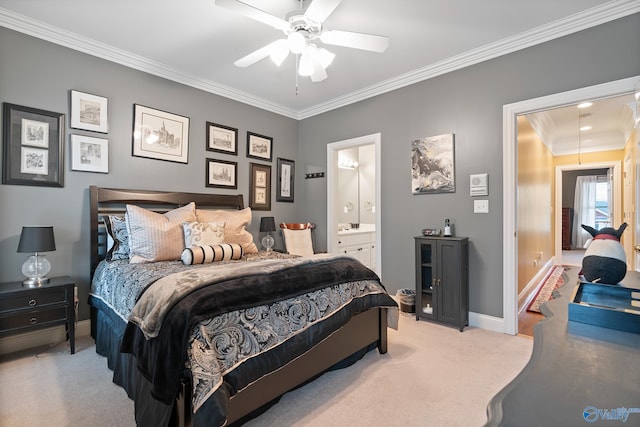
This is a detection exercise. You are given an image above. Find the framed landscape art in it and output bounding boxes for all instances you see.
[132,104,189,163]
[206,158,237,189]
[206,122,238,155]
[246,132,272,161]
[71,134,109,173]
[70,90,108,133]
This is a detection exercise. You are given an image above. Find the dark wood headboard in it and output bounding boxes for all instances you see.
[89,186,245,278]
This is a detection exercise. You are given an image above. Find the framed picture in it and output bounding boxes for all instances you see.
[2,103,64,187]
[247,132,273,161]
[249,162,271,211]
[206,122,238,155]
[70,90,108,133]
[276,157,295,202]
[132,104,189,163]
[206,158,237,189]
[411,133,455,194]
[70,134,109,173]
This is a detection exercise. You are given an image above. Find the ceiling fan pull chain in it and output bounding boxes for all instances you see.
[295,54,300,95]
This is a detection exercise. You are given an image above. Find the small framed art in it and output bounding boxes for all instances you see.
[276,157,295,202]
[206,122,238,155]
[132,104,190,163]
[206,158,237,189]
[2,103,65,187]
[70,90,108,133]
[249,162,271,211]
[247,132,272,161]
[71,134,108,173]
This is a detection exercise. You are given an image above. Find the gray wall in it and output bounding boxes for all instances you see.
[298,14,640,318]
[0,27,299,319]
[0,14,639,322]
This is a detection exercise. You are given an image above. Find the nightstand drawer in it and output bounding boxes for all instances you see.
[0,306,68,334]
[0,288,67,312]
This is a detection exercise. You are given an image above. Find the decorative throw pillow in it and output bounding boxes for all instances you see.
[126,202,196,263]
[282,228,314,257]
[104,215,130,261]
[196,207,258,254]
[181,243,244,265]
[182,221,225,247]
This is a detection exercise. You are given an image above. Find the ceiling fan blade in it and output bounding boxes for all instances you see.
[304,0,342,24]
[234,40,282,67]
[214,0,289,30]
[320,30,389,53]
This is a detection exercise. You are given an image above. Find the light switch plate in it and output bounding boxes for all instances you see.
[474,199,489,213]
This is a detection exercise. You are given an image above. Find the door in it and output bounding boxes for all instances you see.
[438,240,462,326]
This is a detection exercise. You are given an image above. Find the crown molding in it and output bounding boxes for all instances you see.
[1,0,638,120]
[0,7,300,119]
[298,0,640,119]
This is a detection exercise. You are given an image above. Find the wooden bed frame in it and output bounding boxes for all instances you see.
[88,185,389,426]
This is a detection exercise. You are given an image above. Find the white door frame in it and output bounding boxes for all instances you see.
[554,162,622,260]
[327,133,382,277]
[503,76,639,335]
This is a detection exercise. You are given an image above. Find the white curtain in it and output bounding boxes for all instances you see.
[573,175,598,248]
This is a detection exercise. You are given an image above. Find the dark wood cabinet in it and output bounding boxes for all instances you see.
[414,236,469,331]
[0,276,75,354]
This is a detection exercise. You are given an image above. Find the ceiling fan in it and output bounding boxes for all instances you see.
[214,0,389,82]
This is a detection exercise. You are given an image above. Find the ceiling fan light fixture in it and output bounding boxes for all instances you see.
[269,39,289,66]
[288,31,307,54]
[316,47,335,69]
[298,55,314,77]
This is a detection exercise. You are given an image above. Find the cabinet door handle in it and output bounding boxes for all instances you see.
[28,299,37,306]
[29,317,38,325]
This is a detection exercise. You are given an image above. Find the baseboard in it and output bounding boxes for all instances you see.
[469,311,507,334]
[0,319,91,356]
[518,259,555,314]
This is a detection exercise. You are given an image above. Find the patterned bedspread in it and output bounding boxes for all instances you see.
[90,252,397,426]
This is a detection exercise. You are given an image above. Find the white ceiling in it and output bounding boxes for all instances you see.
[526,94,637,156]
[0,0,638,119]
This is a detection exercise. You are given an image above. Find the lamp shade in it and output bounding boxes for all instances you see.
[17,226,56,253]
[260,217,276,233]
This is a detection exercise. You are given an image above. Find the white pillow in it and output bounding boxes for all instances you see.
[282,228,314,257]
[182,221,225,247]
[126,202,196,263]
[196,207,258,254]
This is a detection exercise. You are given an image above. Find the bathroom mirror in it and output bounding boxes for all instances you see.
[337,145,375,226]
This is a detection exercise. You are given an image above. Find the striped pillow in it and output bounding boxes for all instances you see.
[126,202,196,263]
[181,243,244,265]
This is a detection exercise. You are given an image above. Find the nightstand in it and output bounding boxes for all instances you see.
[0,276,75,354]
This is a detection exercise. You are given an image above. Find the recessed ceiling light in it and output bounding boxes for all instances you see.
[580,125,592,131]
[577,102,593,109]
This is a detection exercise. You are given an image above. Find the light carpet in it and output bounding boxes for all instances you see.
[0,313,533,427]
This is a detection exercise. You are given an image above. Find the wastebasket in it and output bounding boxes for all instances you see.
[396,289,416,313]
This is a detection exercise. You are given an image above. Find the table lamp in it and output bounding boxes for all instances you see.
[17,226,56,287]
[260,217,276,252]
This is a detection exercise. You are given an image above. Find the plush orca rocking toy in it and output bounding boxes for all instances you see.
[581,223,627,285]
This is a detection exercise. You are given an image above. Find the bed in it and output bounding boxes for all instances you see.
[87,186,397,426]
